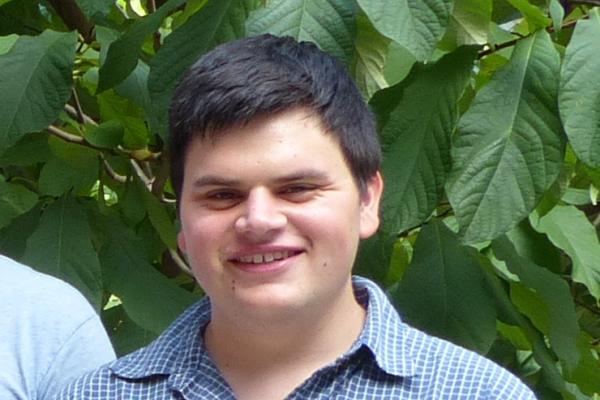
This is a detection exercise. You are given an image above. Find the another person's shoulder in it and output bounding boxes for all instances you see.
[0,255,116,399]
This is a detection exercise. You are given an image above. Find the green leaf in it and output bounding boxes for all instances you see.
[0,33,18,54]
[133,177,177,249]
[439,0,492,50]
[38,138,99,197]
[391,220,497,353]
[351,12,389,99]
[506,220,562,274]
[0,179,37,229]
[446,30,564,244]
[97,90,149,149]
[149,0,250,138]
[0,30,77,153]
[548,0,564,33]
[382,41,416,86]
[493,236,581,371]
[356,0,452,61]
[75,0,115,22]
[566,333,600,395]
[0,203,40,260]
[83,120,124,149]
[371,47,477,236]
[247,0,358,65]
[507,0,551,31]
[530,205,600,301]
[94,213,198,334]
[97,0,186,92]
[559,7,600,168]
[0,132,51,166]
[482,255,566,394]
[22,197,103,310]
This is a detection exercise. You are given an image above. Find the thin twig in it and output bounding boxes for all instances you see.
[101,157,127,183]
[47,125,87,144]
[130,159,154,188]
[169,248,193,276]
[64,104,97,126]
[70,88,86,125]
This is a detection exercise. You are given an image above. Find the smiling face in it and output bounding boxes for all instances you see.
[177,108,382,320]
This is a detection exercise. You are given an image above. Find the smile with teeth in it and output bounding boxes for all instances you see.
[236,251,294,264]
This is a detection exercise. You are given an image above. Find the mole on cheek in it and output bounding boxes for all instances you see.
[231,279,236,291]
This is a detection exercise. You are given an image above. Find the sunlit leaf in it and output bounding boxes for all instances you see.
[247,0,357,64]
[559,7,600,168]
[439,0,492,50]
[352,12,389,99]
[531,205,600,301]
[356,0,452,61]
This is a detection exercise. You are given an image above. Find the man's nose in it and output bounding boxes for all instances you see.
[234,188,287,241]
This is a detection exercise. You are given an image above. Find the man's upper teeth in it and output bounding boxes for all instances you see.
[239,251,289,263]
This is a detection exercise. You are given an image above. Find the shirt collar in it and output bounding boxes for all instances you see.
[351,276,417,377]
[110,276,417,380]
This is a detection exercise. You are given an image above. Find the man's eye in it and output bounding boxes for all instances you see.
[279,185,317,201]
[207,191,239,200]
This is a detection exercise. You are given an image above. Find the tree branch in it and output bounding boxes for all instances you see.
[169,248,193,276]
[478,18,580,58]
[64,104,97,126]
[46,0,95,43]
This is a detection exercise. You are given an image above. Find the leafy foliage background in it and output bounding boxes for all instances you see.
[0,0,599,397]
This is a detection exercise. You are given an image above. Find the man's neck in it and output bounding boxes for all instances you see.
[203,283,366,400]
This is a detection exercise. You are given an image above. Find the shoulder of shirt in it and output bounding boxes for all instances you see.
[0,254,97,319]
[353,276,536,398]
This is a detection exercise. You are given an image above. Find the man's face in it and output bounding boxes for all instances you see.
[177,108,382,318]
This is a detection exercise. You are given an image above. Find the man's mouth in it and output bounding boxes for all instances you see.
[233,250,301,264]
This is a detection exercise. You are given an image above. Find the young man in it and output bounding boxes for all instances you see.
[57,34,536,399]
[0,255,115,399]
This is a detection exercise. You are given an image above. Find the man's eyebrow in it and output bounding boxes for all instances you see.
[191,175,242,188]
[191,169,330,188]
[273,169,330,183]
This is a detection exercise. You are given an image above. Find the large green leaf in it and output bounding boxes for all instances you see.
[530,205,600,301]
[559,7,600,168]
[391,220,497,353]
[148,0,250,138]
[371,46,476,236]
[439,0,492,50]
[0,30,77,152]
[22,197,103,310]
[247,0,358,65]
[0,179,37,229]
[94,213,198,334]
[351,12,389,99]
[493,236,580,371]
[356,0,452,61]
[446,30,564,244]
[96,0,186,92]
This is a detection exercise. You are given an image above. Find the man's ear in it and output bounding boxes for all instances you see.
[177,231,187,253]
[359,171,383,239]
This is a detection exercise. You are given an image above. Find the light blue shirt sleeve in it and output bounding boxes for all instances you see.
[0,255,116,400]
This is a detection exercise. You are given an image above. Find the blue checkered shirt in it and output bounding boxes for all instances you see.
[55,277,536,399]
